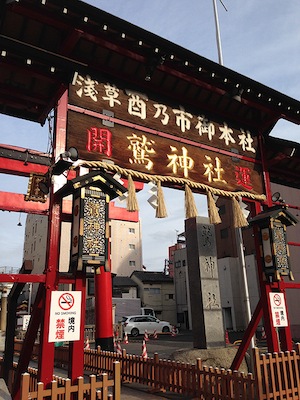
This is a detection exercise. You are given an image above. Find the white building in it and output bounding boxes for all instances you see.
[22,201,143,302]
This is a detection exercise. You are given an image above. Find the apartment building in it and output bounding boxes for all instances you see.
[23,201,143,302]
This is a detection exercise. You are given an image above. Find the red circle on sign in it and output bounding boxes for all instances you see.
[58,293,74,310]
[273,294,281,307]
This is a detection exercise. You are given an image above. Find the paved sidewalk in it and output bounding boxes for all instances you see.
[121,383,196,400]
[120,383,195,400]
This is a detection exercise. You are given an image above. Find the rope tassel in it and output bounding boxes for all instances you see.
[232,197,248,228]
[185,184,198,219]
[207,191,221,225]
[155,180,168,218]
[126,174,139,212]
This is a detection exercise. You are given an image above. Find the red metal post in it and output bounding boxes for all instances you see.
[11,285,44,400]
[258,134,273,207]
[252,201,280,352]
[38,89,68,385]
[258,135,294,351]
[68,270,86,383]
[277,279,293,351]
[230,298,263,371]
[94,265,114,351]
[37,193,61,385]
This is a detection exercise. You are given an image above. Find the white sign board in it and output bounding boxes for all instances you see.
[48,291,82,343]
[269,292,288,327]
[22,315,31,330]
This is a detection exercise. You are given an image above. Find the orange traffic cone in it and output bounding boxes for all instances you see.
[171,326,176,337]
[261,326,267,339]
[116,340,122,355]
[141,340,148,358]
[84,337,90,350]
[144,330,149,341]
[123,332,129,344]
[152,329,158,339]
[225,329,230,344]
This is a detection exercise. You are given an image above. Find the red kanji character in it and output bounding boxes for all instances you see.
[55,330,65,340]
[235,166,253,190]
[87,127,112,157]
[56,319,65,329]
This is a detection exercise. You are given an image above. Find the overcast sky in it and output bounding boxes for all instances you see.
[1,0,300,272]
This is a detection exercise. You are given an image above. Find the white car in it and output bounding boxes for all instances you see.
[122,315,172,337]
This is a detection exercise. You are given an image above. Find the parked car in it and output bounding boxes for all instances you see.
[121,315,172,337]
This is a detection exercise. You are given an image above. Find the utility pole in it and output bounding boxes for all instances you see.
[212,0,227,66]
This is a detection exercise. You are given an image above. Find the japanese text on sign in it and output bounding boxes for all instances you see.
[71,74,257,155]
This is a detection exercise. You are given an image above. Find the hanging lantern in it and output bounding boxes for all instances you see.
[249,206,298,281]
[71,186,109,271]
[55,169,127,272]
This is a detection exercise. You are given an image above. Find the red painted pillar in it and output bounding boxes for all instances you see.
[277,279,293,352]
[38,89,68,385]
[94,265,114,351]
[38,193,61,384]
[68,270,86,383]
[258,134,273,207]
[253,201,280,352]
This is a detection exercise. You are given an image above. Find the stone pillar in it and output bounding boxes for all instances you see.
[185,216,225,349]
[0,287,8,332]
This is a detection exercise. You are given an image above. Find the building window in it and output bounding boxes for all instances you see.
[165,294,174,300]
[129,228,135,234]
[175,261,181,268]
[129,244,135,250]
[149,288,160,294]
[88,279,95,296]
[220,228,229,239]
[113,288,122,298]
[129,261,136,267]
[182,260,186,267]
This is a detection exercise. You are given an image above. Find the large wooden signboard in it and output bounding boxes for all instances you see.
[67,73,264,196]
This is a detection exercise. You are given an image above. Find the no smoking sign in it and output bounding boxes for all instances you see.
[59,293,75,310]
[48,291,82,343]
[273,294,281,307]
[269,292,288,328]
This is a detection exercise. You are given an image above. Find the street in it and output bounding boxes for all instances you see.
[115,330,195,360]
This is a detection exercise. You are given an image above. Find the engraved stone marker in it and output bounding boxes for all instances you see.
[185,216,225,349]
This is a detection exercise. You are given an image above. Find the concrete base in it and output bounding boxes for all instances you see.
[170,347,249,373]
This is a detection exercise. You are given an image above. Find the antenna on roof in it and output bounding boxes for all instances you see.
[212,0,228,66]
